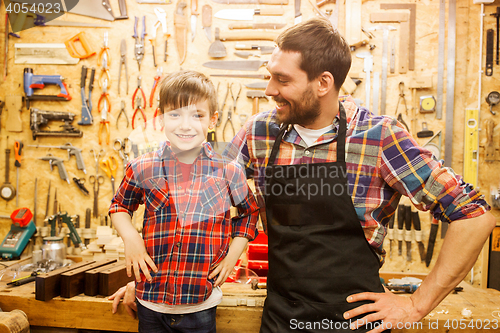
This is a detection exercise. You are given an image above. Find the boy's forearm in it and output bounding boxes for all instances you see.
[111,212,142,242]
[226,237,249,262]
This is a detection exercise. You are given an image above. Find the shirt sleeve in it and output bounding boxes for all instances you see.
[108,160,144,217]
[380,117,490,223]
[230,121,256,180]
[225,161,259,241]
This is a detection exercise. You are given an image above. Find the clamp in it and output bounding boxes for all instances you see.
[152,7,170,65]
[98,32,111,89]
[150,67,163,107]
[132,96,147,129]
[133,16,147,71]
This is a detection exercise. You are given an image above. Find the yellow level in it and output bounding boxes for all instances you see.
[464,108,479,185]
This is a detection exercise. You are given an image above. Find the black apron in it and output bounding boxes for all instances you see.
[260,104,386,333]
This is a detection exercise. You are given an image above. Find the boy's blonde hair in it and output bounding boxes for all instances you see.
[158,70,217,116]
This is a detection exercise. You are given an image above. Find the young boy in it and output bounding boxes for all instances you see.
[109,70,259,333]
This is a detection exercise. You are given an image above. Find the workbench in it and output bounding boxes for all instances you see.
[1,272,500,333]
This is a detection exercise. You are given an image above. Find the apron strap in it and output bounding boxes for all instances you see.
[268,101,348,166]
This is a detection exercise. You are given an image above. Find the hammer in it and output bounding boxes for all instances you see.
[246,90,269,115]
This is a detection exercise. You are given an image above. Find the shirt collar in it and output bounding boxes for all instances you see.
[159,141,215,160]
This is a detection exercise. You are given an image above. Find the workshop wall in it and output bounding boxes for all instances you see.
[0,0,499,286]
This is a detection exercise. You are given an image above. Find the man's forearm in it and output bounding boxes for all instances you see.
[411,212,496,318]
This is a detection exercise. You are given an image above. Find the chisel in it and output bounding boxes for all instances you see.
[426,217,440,267]
[404,205,412,262]
[387,214,395,259]
[397,205,405,256]
[411,211,426,263]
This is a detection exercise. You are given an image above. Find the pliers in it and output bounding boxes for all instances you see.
[153,95,164,131]
[118,39,129,96]
[223,83,241,141]
[98,32,111,89]
[133,16,147,71]
[98,79,111,145]
[149,67,163,107]
[116,100,129,129]
[133,96,147,129]
[132,76,147,110]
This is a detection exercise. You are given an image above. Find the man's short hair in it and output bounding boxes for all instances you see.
[158,70,217,116]
[275,18,351,91]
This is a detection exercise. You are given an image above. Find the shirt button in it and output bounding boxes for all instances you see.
[304,150,310,155]
[176,242,181,247]
[178,185,182,190]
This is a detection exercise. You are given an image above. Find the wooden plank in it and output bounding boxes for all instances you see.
[35,261,95,301]
[85,260,125,296]
[60,259,117,298]
[345,0,362,45]
[98,262,135,296]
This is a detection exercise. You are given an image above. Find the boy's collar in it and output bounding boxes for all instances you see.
[160,141,215,160]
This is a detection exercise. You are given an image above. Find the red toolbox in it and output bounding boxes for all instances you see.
[247,232,268,282]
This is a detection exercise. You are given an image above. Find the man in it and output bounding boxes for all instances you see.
[111,18,495,333]
[229,18,495,332]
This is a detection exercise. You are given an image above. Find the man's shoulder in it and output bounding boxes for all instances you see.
[246,109,281,139]
[349,106,401,137]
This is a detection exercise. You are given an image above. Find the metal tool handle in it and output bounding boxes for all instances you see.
[142,16,147,39]
[80,66,87,88]
[55,160,69,184]
[133,16,139,38]
[5,149,10,182]
[118,0,128,19]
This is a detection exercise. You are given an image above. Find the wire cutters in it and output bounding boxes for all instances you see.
[118,39,129,96]
[133,96,147,129]
[98,79,110,145]
[98,32,111,89]
[153,95,164,131]
[116,100,129,129]
[133,16,147,71]
[100,155,118,193]
[395,81,408,115]
[132,76,147,110]
[223,83,241,141]
[149,67,163,107]
[114,138,132,176]
[153,7,170,63]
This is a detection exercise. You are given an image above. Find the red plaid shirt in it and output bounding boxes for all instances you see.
[109,141,259,305]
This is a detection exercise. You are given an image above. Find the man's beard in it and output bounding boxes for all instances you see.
[274,87,320,126]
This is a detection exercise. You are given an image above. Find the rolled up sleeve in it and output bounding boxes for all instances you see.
[109,161,144,217]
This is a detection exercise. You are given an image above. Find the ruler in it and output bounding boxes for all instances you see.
[436,0,446,120]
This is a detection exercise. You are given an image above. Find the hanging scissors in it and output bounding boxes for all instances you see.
[89,175,105,218]
[114,138,132,177]
[223,83,241,141]
[100,155,119,194]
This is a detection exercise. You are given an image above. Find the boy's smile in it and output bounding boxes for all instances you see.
[163,99,217,162]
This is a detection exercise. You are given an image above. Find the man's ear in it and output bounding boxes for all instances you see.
[317,71,334,97]
[209,111,219,129]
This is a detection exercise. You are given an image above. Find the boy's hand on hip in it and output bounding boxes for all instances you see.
[124,234,158,282]
[209,253,240,287]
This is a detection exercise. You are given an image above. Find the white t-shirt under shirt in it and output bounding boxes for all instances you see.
[137,285,223,314]
[294,123,334,147]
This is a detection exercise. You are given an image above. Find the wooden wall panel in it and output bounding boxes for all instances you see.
[0,0,499,286]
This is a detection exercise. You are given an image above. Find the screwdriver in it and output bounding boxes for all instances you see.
[14,141,23,207]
